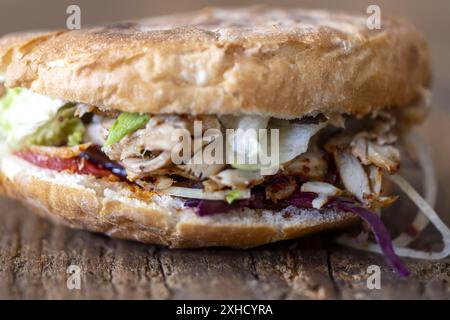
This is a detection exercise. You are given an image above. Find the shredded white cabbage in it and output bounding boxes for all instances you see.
[393,133,437,246]
[225,116,326,171]
[0,88,67,146]
[271,119,327,165]
[337,172,450,260]
[221,115,269,166]
[336,128,450,260]
[162,186,251,201]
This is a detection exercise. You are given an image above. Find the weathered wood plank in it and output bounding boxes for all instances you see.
[328,244,450,299]
[0,196,449,299]
[0,197,334,299]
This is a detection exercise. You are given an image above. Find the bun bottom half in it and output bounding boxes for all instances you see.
[0,152,357,248]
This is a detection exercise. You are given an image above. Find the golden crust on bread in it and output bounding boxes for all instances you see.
[0,6,430,118]
[0,152,357,248]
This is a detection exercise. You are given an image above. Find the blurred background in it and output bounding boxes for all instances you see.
[0,0,449,216]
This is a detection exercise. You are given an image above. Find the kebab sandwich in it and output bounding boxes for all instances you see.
[1,6,449,276]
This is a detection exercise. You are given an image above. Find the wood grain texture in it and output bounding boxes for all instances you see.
[0,179,449,300]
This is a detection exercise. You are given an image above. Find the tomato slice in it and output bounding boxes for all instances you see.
[16,150,113,178]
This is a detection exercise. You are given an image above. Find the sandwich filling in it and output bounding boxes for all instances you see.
[0,85,433,275]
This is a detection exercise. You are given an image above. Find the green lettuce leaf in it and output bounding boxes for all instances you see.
[105,112,150,146]
[225,189,242,204]
[26,106,85,147]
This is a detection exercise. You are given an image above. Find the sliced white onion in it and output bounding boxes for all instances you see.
[301,181,342,196]
[162,186,251,201]
[210,169,262,189]
[301,182,342,209]
[312,194,329,209]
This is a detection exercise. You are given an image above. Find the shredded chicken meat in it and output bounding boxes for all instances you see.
[103,115,191,180]
[99,108,404,209]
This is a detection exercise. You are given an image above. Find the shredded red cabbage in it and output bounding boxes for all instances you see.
[184,191,409,276]
[184,199,249,216]
[328,199,410,277]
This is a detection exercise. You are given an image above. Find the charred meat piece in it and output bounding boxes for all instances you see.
[266,176,297,202]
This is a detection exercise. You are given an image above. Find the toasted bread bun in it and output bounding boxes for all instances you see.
[0,150,356,248]
[0,6,430,118]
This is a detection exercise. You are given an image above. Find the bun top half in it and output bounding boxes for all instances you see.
[0,6,431,118]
